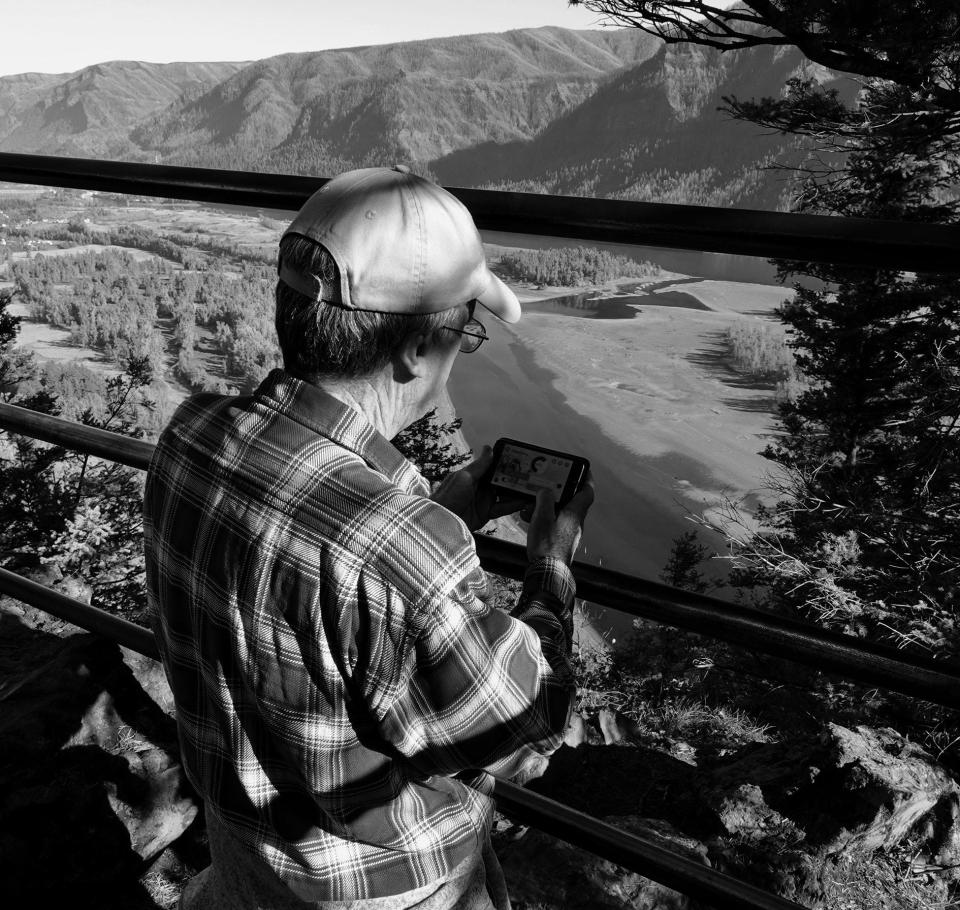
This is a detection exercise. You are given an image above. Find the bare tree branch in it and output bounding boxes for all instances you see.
[571,1,960,109]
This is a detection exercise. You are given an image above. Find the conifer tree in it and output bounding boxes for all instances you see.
[1,290,151,616]
[392,409,470,483]
[576,1,960,653]
[660,529,710,594]
[0,289,73,568]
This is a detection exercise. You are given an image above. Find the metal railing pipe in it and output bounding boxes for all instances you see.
[0,402,154,470]
[2,152,959,273]
[0,565,805,910]
[491,777,804,910]
[3,402,959,709]
[474,535,960,709]
[0,566,158,658]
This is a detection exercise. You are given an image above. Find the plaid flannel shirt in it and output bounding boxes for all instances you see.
[143,369,576,902]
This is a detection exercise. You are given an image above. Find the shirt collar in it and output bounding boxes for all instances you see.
[253,369,428,495]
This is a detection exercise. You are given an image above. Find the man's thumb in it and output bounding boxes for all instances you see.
[566,477,596,522]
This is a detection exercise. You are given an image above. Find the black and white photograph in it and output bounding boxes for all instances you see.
[0,2,958,908]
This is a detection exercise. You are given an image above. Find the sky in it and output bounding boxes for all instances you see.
[1,0,614,78]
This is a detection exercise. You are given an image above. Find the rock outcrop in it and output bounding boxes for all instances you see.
[700,722,960,904]
[515,711,960,909]
[2,601,956,910]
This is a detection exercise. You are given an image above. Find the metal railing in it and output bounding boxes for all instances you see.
[2,152,960,273]
[3,401,958,710]
[2,153,959,910]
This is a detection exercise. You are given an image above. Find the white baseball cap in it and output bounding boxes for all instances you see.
[278,165,521,323]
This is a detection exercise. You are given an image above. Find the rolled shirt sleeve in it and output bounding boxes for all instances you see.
[373,555,576,783]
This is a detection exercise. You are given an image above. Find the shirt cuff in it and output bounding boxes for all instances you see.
[522,556,576,611]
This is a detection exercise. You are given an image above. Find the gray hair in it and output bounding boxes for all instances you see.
[275,235,468,380]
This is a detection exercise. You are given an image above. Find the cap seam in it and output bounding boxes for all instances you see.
[407,175,426,308]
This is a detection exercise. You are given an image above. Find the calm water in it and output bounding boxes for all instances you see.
[482,229,784,285]
[523,286,713,320]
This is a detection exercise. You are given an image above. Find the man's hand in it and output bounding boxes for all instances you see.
[526,473,595,566]
[430,446,526,532]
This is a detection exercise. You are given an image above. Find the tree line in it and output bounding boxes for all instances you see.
[11,244,281,395]
[496,245,657,287]
[570,0,960,782]
[0,288,151,620]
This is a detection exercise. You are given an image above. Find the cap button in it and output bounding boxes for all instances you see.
[392,164,411,174]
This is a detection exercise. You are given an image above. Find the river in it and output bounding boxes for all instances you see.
[447,311,738,644]
[482,229,781,284]
[449,237,791,640]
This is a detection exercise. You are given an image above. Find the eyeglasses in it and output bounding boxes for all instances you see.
[443,315,488,353]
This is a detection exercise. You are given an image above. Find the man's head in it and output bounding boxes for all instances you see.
[275,165,520,383]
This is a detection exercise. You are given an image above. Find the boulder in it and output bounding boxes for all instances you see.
[698,722,960,903]
[523,719,959,908]
[822,724,959,864]
[599,707,627,745]
[563,711,588,748]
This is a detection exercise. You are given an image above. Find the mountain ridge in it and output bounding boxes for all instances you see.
[0,26,842,209]
[0,60,248,159]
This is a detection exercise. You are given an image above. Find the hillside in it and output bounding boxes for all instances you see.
[0,60,247,159]
[434,43,840,210]
[0,26,845,209]
[131,27,662,173]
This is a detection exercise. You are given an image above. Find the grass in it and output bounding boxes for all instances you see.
[112,723,149,754]
[824,839,958,910]
[654,698,773,744]
[141,872,182,909]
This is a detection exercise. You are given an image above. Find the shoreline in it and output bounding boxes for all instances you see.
[449,311,742,641]
[449,273,789,639]
[497,278,782,505]
[505,328,733,558]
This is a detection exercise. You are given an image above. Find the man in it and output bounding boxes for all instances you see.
[144,165,594,909]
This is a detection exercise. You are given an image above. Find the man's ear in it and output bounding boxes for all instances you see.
[394,330,433,382]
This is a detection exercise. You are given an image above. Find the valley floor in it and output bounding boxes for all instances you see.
[4,194,794,616]
[507,277,792,536]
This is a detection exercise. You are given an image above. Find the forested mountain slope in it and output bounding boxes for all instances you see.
[0,27,844,209]
[433,43,840,209]
[0,61,247,159]
[131,27,662,173]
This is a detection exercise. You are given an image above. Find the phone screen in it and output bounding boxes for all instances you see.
[490,442,575,499]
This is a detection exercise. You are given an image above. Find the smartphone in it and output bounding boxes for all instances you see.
[484,437,590,511]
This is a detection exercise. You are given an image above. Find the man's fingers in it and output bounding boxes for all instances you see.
[563,473,596,522]
[529,489,556,529]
